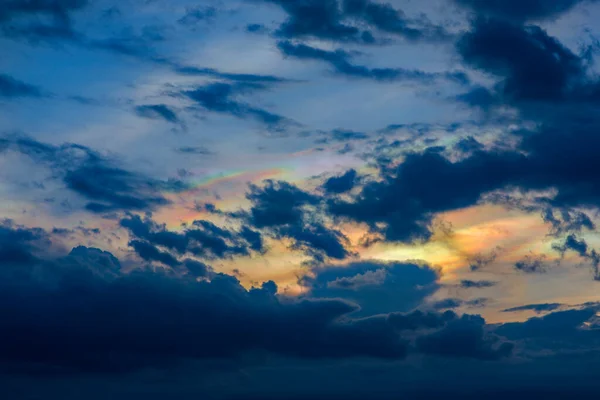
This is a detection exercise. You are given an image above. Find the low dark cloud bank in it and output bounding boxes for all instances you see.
[0,220,521,377]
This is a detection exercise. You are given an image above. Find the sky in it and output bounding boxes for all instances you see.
[3,0,600,398]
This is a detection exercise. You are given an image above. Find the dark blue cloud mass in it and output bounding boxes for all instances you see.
[0,222,522,377]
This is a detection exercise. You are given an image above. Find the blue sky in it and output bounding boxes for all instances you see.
[4,0,600,398]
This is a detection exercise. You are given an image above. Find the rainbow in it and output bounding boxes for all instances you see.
[171,167,293,196]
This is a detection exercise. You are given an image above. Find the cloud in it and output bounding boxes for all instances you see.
[134,104,179,124]
[315,129,370,143]
[128,239,182,268]
[0,223,504,375]
[542,208,595,237]
[282,223,352,261]
[460,279,497,289]
[454,0,597,21]
[246,23,268,33]
[502,303,564,314]
[417,314,513,360]
[342,0,449,41]
[0,0,88,42]
[0,74,43,98]
[552,235,600,278]
[246,180,321,229]
[178,6,218,26]
[454,136,484,154]
[278,40,469,84]
[264,0,365,43]
[495,307,598,341]
[181,82,293,129]
[243,180,353,261]
[303,261,441,316]
[0,219,49,265]
[515,254,547,273]
[173,65,290,84]
[120,214,264,263]
[261,0,449,43]
[431,298,489,310]
[458,18,584,103]
[175,146,214,155]
[322,169,359,194]
[431,298,463,310]
[323,19,600,247]
[0,136,171,213]
[327,149,525,243]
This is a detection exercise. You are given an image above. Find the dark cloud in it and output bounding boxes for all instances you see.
[0,219,49,266]
[173,65,290,84]
[326,18,600,245]
[0,136,171,213]
[342,0,449,42]
[246,180,320,229]
[457,18,593,105]
[0,74,43,98]
[328,149,525,243]
[431,298,489,310]
[454,136,484,154]
[243,180,352,261]
[278,40,469,84]
[303,261,440,316]
[315,129,369,143]
[417,314,513,360]
[63,164,170,213]
[323,169,359,194]
[0,224,509,376]
[246,23,268,33]
[282,223,352,262]
[134,104,179,123]
[431,298,463,310]
[495,307,598,341]
[0,246,401,373]
[552,235,600,278]
[0,0,88,42]
[128,239,181,268]
[178,6,218,26]
[262,0,449,43]
[454,0,596,21]
[502,303,564,314]
[460,279,497,289]
[553,234,589,257]
[455,85,498,109]
[264,0,364,43]
[181,82,293,129]
[120,214,264,263]
[542,208,595,237]
[515,254,547,273]
[175,146,214,155]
